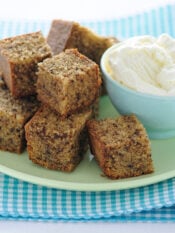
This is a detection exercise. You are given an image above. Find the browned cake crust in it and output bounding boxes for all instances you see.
[0,31,52,97]
[25,105,92,172]
[47,19,118,64]
[0,78,40,153]
[87,115,154,179]
[37,48,101,117]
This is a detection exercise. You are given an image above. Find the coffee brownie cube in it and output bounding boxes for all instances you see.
[37,49,101,116]
[0,78,40,153]
[87,115,154,179]
[0,31,52,97]
[25,105,92,172]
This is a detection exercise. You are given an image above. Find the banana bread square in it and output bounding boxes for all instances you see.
[0,31,52,97]
[25,105,92,172]
[37,48,101,117]
[0,78,40,153]
[87,115,154,179]
[47,19,118,65]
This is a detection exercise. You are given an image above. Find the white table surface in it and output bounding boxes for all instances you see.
[1,0,175,232]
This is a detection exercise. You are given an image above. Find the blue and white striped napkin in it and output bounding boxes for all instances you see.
[0,174,175,222]
[0,4,175,39]
[0,3,175,222]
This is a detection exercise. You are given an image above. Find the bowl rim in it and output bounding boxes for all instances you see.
[100,42,175,101]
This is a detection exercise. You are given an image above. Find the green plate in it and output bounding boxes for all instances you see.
[0,96,175,191]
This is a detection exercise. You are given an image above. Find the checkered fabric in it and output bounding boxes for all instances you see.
[0,4,175,222]
[0,175,175,222]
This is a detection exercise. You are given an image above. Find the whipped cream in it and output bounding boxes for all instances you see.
[107,34,175,96]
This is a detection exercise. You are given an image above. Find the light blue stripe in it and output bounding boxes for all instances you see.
[150,9,158,36]
[104,21,110,36]
[167,179,175,203]
[2,175,10,216]
[156,6,163,35]
[148,184,156,207]
[41,186,48,217]
[7,20,13,37]
[167,4,174,36]
[71,191,77,217]
[128,16,134,37]
[80,192,88,217]
[31,21,39,33]
[12,178,19,216]
[159,6,165,33]
[118,18,126,38]
[112,20,118,38]
[51,188,58,216]
[110,191,117,213]
[61,190,68,217]
[22,181,30,217]
[90,192,97,215]
[128,188,136,211]
[100,191,107,214]
[163,4,171,35]
[134,14,141,36]
[14,22,19,35]
[143,12,150,35]
[157,180,165,206]
[119,190,126,213]
[31,185,39,217]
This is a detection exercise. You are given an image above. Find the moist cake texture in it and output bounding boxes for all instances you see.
[25,105,92,172]
[37,48,101,117]
[87,115,154,179]
[0,31,52,97]
[0,78,40,153]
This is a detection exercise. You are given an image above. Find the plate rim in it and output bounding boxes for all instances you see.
[0,162,174,191]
